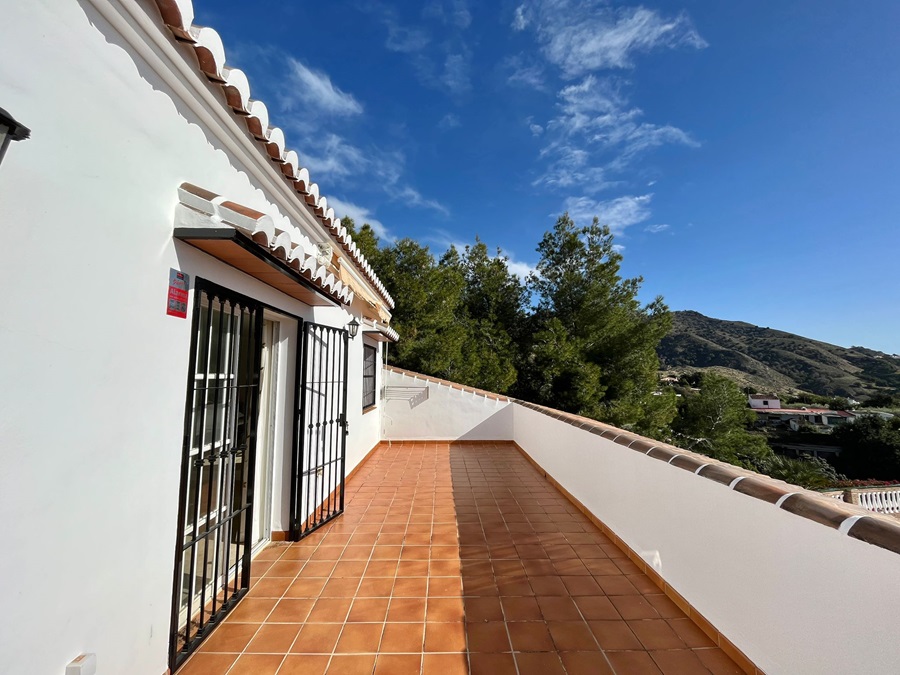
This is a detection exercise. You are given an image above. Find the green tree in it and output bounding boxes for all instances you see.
[517,317,606,417]
[519,213,675,437]
[453,240,527,392]
[755,454,843,490]
[375,239,468,380]
[833,415,900,480]
[340,216,381,264]
[672,372,772,466]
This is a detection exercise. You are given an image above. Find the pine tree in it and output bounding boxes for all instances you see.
[520,213,675,436]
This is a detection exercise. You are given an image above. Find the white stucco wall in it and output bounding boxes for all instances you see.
[512,404,900,675]
[0,1,382,674]
[381,369,514,441]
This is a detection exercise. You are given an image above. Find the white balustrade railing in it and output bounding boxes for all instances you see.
[857,489,900,514]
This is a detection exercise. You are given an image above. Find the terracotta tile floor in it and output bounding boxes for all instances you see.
[178,442,743,675]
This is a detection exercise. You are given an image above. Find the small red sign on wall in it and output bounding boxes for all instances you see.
[167,269,189,318]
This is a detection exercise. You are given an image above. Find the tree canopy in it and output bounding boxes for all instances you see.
[352,211,674,435]
[345,211,846,488]
[833,415,900,481]
[672,372,771,466]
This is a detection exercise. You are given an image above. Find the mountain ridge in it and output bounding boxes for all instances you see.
[657,310,900,399]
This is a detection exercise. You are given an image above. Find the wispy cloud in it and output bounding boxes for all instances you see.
[564,194,653,236]
[329,196,392,242]
[360,2,431,53]
[281,58,363,117]
[396,186,450,216]
[438,113,461,130]
[510,0,705,213]
[512,1,707,78]
[506,257,537,281]
[424,0,472,29]
[441,53,472,95]
[427,229,535,280]
[502,53,547,91]
[645,223,669,233]
[536,75,697,191]
[385,23,430,53]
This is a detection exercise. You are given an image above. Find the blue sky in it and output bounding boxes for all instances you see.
[196,1,900,354]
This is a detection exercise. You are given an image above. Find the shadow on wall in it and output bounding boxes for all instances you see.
[383,398,513,441]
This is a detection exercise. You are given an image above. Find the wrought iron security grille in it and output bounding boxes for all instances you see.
[169,280,263,671]
[290,322,350,539]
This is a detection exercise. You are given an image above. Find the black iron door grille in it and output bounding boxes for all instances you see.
[290,322,350,539]
[169,280,263,671]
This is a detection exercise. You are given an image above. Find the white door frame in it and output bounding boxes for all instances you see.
[252,316,280,553]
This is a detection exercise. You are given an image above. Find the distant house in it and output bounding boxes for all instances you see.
[749,394,782,409]
[752,406,855,431]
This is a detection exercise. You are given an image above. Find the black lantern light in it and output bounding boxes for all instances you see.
[0,107,30,168]
[347,318,360,338]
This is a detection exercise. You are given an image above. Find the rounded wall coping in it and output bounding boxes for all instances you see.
[384,365,510,402]
[512,397,900,557]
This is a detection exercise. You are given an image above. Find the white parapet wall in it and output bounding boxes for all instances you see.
[382,367,513,441]
[383,366,900,674]
[512,403,900,675]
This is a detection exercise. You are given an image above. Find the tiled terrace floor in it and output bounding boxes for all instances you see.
[179,442,743,675]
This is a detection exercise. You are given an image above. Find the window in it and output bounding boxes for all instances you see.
[363,344,377,409]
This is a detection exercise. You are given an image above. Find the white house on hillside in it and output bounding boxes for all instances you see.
[748,394,781,409]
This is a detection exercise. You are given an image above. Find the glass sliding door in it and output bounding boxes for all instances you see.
[169,279,263,671]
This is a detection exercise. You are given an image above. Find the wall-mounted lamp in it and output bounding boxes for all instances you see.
[0,107,30,169]
[347,318,360,338]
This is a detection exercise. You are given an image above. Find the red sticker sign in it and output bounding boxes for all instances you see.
[167,269,189,318]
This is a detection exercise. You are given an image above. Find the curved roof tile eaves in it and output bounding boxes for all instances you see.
[294,167,310,194]
[245,101,269,141]
[376,324,400,342]
[177,183,350,307]
[265,127,286,162]
[156,0,193,39]
[222,67,251,113]
[281,150,300,180]
[154,0,395,309]
[188,26,226,82]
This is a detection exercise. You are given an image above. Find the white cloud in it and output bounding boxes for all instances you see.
[441,53,471,95]
[512,5,529,31]
[503,54,547,90]
[298,134,368,179]
[506,257,536,281]
[396,186,450,216]
[564,194,653,236]
[282,58,363,117]
[536,75,697,190]
[424,0,472,29]
[645,223,669,233]
[536,144,616,192]
[328,196,392,242]
[385,23,430,53]
[514,1,707,78]
[438,113,461,130]
[529,123,544,136]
